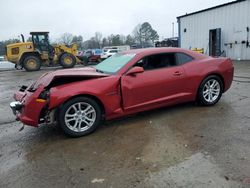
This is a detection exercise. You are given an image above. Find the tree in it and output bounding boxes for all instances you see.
[125,34,136,46]
[102,37,109,47]
[72,35,84,50]
[106,34,124,46]
[26,37,32,42]
[112,35,122,46]
[119,35,126,44]
[149,29,159,43]
[78,22,158,50]
[83,37,99,49]
[107,35,113,46]
[59,33,74,45]
[94,32,102,48]
[133,24,143,45]
[0,38,20,55]
[132,22,159,46]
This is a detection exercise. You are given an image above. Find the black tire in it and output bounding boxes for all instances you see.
[197,75,223,106]
[23,55,41,71]
[60,53,76,68]
[58,97,102,137]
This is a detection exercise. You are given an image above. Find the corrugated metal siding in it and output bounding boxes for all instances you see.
[179,0,250,60]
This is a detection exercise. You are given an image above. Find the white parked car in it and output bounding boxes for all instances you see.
[101,49,119,59]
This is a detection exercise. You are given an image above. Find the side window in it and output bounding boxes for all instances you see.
[134,53,177,71]
[176,53,193,65]
[110,50,118,53]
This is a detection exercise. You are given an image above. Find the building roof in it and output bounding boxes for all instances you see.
[177,0,246,19]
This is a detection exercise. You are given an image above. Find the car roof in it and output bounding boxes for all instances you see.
[123,47,209,60]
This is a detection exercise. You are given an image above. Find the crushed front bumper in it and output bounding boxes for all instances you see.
[10,85,48,127]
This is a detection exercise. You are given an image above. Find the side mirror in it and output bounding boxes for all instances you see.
[126,66,144,76]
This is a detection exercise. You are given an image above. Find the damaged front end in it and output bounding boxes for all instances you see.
[10,84,52,127]
[36,87,57,125]
[10,67,109,127]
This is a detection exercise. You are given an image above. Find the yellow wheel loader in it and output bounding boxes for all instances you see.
[6,32,81,71]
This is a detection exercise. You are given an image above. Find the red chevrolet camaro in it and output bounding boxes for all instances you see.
[10,48,234,137]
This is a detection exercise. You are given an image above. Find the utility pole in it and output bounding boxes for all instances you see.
[172,22,174,37]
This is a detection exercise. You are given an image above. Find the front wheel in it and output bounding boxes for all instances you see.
[60,53,76,68]
[197,75,223,106]
[58,97,102,137]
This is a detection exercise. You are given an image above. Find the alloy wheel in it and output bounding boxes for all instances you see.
[64,102,96,133]
[202,79,221,103]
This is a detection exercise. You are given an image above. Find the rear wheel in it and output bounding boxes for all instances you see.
[197,75,223,106]
[59,97,102,137]
[60,53,76,68]
[23,55,41,71]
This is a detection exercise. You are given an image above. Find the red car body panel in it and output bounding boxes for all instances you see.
[89,55,101,62]
[33,67,109,88]
[121,65,190,110]
[13,86,47,126]
[48,76,123,117]
[11,48,234,127]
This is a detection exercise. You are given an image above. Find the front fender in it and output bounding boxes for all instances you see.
[49,86,100,110]
[48,77,122,117]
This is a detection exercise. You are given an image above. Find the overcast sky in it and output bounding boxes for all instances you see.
[0,0,231,41]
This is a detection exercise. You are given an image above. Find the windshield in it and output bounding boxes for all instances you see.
[95,53,135,74]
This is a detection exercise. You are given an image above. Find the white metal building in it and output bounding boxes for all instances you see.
[177,0,250,60]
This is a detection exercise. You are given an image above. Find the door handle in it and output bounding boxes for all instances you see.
[173,71,182,76]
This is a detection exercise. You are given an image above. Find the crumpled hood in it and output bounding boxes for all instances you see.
[32,67,109,88]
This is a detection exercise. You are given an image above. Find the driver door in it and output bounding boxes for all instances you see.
[121,53,187,112]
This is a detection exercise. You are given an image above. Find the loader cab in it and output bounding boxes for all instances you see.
[30,32,54,57]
